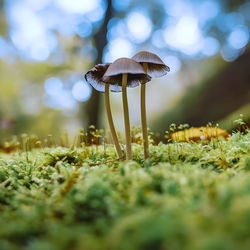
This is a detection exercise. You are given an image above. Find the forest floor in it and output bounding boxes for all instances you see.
[0,129,249,250]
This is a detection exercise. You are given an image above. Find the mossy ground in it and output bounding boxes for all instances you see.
[0,130,250,250]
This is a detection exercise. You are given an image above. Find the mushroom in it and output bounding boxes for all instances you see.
[132,51,170,160]
[85,63,123,159]
[102,58,151,160]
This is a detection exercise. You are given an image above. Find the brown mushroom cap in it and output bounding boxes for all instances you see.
[132,51,170,78]
[85,63,122,92]
[102,57,151,88]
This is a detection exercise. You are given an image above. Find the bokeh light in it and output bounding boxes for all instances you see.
[86,1,106,23]
[72,81,92,102]
[55,0,100,14]
[198,0,220,23]
[165,0,193,17]
[164,16,203,55]
[220,45,240,62]
[165,56,181,74]
[44,78,63,96]
[103,38,134,62]
[112,0,132,11]
[74,20,92,37]
[151,30,166,49]
[228,26,249,49]
[217,12,244,32]
[44,77,78,110]
[24,0,50,11]
[5,0,250,65]
[8,2,58,61]
[201,37,220,56]
[126,12,152,43]
[44,89,76,110]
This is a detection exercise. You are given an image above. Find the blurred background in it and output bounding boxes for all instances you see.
[0,0,249,142]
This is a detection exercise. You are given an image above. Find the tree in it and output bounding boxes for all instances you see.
[85,0,114,128]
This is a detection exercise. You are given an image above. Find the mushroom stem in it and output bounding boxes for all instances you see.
[105,83,123,160]
[122,73,132,160]
[141,62,149,160]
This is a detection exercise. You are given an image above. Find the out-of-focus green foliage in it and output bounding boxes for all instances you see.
[0,62,64,139]
[219,104,250,130]
[152,50,250,134]
[0,129,249,250]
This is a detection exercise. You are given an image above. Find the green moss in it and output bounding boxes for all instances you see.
[0,130,249,249]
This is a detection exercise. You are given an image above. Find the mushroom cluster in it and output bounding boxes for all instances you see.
[85,51,169,161]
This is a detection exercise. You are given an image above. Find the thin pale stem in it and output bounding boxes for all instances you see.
[105,83,123,160]
[141,62,149,160]
[122,73,132,160]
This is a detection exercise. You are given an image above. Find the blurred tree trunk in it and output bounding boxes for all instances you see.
[0,0,7,36]
[85,0,113,129]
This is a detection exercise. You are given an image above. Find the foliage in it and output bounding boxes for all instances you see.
[152,50,250,134]
[0,129,249,250]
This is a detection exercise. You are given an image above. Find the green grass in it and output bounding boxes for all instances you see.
[0,130,250,250]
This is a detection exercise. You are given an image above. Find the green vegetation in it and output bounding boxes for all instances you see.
[0,127,250,250]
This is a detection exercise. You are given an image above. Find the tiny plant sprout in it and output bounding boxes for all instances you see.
[103,58,151,160]
[132,51,170,160]
[85,64,123,160]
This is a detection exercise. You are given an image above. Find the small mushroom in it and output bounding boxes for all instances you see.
[103,58,151,160]
[132,51,170,160]
[85,63,123,159]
